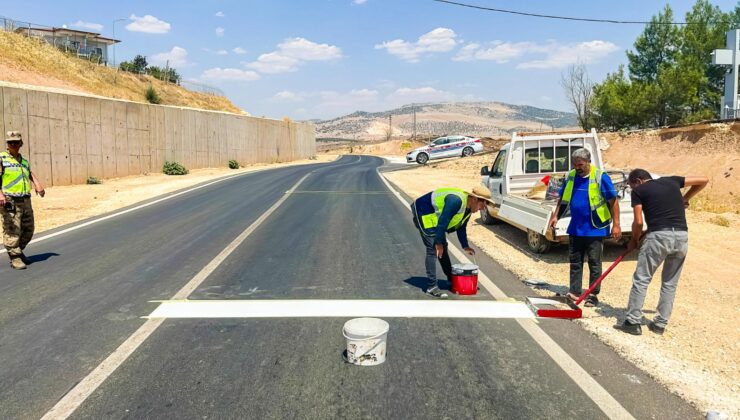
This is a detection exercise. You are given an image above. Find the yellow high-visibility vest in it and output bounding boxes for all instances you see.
[0,151,32,197]
[561,165,611,228]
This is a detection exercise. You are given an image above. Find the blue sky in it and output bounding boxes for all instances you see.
[2,1,738,119]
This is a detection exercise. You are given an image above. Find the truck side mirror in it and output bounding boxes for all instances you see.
[480,166,490,176]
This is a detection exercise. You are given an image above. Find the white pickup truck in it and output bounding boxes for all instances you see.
[479,129,633,253]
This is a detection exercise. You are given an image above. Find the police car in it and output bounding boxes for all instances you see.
[406,135,484,164]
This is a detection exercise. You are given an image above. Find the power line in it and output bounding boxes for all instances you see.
[432,0,693,25]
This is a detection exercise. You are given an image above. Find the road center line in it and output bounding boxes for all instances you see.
[147,299,535,319]
[375,164,635,420]
[1,161,332,255]
[40,172,313,420]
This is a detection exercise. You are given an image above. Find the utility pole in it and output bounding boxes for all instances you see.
[112,18,127,68]
[388,115,392,140]
[412,105,417,140]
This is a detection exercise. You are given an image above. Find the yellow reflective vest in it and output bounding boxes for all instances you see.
[417,188,471,232]
[561,166,611,229]
[0,151,32,197]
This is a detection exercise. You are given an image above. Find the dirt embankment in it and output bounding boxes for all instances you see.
[0,30,242,114]
[365,122,740,417]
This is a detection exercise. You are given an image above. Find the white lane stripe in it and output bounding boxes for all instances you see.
[1,160,335,255]
[40,172,313,420]
[147,299,535,319]
[375,165,635,420]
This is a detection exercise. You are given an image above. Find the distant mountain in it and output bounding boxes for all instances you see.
[314,101,578,140]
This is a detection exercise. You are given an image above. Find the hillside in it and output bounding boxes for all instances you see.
[316,102,577,140]
[0,30,242,113]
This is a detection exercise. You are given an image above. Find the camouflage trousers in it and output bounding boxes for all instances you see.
[1,196,35,258]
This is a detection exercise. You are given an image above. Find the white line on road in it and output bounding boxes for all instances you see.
[0,160,335,255]
[147,299,535,319]
[375,165,635,420]
[40,172,314,420]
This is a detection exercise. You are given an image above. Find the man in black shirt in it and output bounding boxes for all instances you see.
[614,169,708,335]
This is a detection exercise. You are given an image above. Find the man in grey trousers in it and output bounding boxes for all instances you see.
[615,169,708,335]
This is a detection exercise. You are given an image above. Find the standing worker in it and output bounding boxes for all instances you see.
[614,169,708,335]
[548,148,621,307]
[411,186,493,298]
[0,131,45,270]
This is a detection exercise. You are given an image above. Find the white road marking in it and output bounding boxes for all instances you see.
[40,172,314,420]
[376,165,635,420]
[1,160,335,255]
[147,299,535,319]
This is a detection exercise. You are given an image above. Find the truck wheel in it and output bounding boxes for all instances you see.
[462,147,474,157]
[479,208,500,225]
[527,229,553,254]
[416,153,429,164]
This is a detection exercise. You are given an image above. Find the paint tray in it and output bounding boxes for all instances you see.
[525,296,582,319]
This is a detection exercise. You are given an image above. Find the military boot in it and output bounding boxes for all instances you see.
[9,257,27,270]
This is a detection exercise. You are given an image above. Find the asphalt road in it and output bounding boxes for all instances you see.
[0,155,700,419]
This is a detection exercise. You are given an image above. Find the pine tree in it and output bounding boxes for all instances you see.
[626,5,681,83]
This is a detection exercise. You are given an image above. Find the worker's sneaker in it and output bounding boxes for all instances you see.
[426,286,449,299]
[648,321,665,335]
[584,294,599,307]
[9,257,27,270]
[614,319,642,335]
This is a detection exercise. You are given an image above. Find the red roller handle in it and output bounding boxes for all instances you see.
[574,250,629,306]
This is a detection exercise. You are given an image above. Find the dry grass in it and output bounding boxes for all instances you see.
[709,215,731,227]
[0,31,243,113]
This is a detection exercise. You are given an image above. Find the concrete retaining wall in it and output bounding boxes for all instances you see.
[0,85,315,186]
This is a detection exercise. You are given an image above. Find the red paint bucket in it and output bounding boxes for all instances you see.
[451,263,478,295]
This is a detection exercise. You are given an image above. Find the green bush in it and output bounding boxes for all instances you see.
[86,176,102,184]
[163,161,188,175]
[145,86,161,104]
[228,160,240,169]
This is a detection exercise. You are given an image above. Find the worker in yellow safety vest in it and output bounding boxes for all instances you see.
[1,131,46,270]
[548,148,620,307]
[411,186,494,298]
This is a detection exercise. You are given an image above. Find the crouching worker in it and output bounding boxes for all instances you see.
[615,169,708,335]
[411,186,493,298]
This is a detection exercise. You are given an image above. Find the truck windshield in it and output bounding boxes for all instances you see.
[492,149,507,177]
[524,146,571,173]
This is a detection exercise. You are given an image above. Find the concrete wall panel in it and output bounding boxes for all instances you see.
[3,87,27,116]
[2,86,315,186]
[50,118,71,186]
[68,96,85,123]
[27,90,49,118]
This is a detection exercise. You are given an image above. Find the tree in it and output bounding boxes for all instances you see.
[680,0,732,116]
[560,63,594,130]
[626,5,681,83]
[132,55,148,73]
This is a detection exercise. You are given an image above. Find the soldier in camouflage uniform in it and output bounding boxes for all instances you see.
[1,131,45,270]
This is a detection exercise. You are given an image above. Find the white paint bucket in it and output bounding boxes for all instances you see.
[342,317,389,366]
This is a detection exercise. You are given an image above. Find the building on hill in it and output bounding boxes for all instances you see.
[12,25,119,65]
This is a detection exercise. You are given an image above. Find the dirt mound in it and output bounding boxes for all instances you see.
[601,123,740,213]
[0,30,242,113]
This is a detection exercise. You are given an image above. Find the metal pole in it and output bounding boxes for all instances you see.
[112,17,127,68]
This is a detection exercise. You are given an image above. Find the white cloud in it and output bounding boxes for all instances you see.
[375,28,458,63]
[201,68,261,81]
[126,14,171,34]
[246,37,342,74]
[353,0,368,4]
[150,46,189,67]
[232,47,247,55]
[454,41,539,63]
[215,11,225,17]
[517,40,619,69]
[216,49,228,55]
[69,20,103,32]
[386,86,454,105]
[215,27,225,37]
[246,53,301,74]
[272,91,304,102]
[453,39,618,69]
